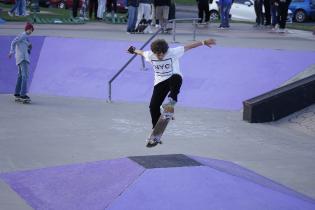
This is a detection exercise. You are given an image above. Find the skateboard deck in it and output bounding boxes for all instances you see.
[146,105,174,147]
[15,97,31,104]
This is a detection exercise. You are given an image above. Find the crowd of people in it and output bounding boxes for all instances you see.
[196,0,292,32]
[253,0,292,32]
[7,0,306,34]
[126,0,176,34]
[72,0,120,20]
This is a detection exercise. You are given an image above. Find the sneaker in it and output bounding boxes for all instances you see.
[20,95,30,99]
[278,28,285,33]
[14,94,20,98]
[8,11,13,17]
[160,97,176,114]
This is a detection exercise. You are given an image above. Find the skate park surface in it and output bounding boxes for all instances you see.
[1,21,315,210]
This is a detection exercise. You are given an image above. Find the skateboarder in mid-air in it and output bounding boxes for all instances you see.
[8,22,34,103]
[127,38,216,147]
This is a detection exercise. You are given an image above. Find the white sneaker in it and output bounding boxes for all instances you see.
[160,98,176,115]
[8,11,13,17]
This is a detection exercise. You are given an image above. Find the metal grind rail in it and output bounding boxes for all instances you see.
[107,27,163,102]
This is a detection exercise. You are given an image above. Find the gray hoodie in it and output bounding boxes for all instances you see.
[9,32,31,65]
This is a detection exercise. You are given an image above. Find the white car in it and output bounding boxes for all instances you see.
[209,0,293,22]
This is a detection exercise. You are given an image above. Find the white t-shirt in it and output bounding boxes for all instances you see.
[143,46,185,86]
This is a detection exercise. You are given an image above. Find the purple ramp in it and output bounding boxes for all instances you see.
[107,166,315,210]
[188,155,315,205]
[29,37,315,110]
[0,36,45,93]
[179,47,315,110]
[0,158,144,210]
[29,37,147,99]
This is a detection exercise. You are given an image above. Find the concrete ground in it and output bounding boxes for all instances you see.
[0,19,315,210]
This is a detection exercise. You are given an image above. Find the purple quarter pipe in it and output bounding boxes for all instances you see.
[1,36,315,110]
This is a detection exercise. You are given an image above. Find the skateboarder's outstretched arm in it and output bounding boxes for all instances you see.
[127,46,144,56]
[127,38,216,57]
[184,38,216,52]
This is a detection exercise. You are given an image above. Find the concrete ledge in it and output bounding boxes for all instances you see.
[243,74,315,123]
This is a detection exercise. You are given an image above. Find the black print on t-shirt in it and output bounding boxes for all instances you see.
[151,58,173,77]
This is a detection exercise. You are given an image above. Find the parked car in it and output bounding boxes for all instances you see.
[289,0,315,22]
[209,0,293,22]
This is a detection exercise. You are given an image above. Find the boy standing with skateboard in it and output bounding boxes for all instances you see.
[128,38,216,147]
[8,22,34,103]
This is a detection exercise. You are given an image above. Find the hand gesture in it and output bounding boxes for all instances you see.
[203,38,216,48]
[127,46,136,54]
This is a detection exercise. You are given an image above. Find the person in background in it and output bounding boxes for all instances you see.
[264,0,271,26]
[154,0,170,32]
[80,0,90,20]
[97,0,106,19]
[277,0,291,32]
[196,0,210,24]
[106,0,118,17]
[73,0,80,18]
[168,0,176,20]
[254,0,264,27]
[218,0,232,28]
[135,0,153,33]
[270,0,279,30]
[8,22,34,101]
[8,0,24,16]
[127,0,139,33]
[89,0,98,19]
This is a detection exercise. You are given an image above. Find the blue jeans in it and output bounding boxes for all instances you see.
[220,3,231,27]
[127,6,138,32]
[10,0,22,15]
[270,4,278,26]
[15,60,29,96]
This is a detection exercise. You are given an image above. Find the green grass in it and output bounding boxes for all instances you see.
[286,22,315,32]
[176,0,196,5]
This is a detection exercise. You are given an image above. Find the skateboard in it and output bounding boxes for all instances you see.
[146,105,174,148]
[15,97,31,104]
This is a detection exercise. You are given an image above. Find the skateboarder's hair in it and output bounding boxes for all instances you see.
[151,39,169,54]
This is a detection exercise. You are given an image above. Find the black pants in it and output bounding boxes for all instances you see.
[278,0,291,29]
[89,0,98,19]
[149,74,182,128]
[254,0,264,25]
[198,2,210,23]
[72,0,79,17]
[106,0,117,13]
[264,0,271,25]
